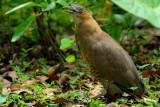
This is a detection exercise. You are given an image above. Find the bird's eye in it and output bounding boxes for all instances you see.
[79,8,84,13]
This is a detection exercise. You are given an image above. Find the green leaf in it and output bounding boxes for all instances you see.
[130,87,138,90]
[65,54,75,63]
[137,64,150,69]
[111,0,160,28]
[57,0,69,6]
[11,14,40,42]
[114,14,126,25]
[0,93,6,103]
[60,38,75,50]
[138,36,149,43]
[5,2,39,15]
[110,26,122,41]
[69,79,77,84]
[130,45,137,56]
[40,2,56,11]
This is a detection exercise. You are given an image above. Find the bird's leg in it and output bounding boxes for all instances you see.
[92,89,107,99]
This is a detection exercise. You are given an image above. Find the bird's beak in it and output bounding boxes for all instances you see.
[63,6,78,14]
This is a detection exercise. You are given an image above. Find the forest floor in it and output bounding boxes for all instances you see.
[0,27,160,107]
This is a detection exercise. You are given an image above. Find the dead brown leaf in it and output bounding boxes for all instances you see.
[45,74,59,80]
[121,104,129,107]
[10,83,23,91]
[89,85,103,98]
[43,88,57,98]
[13,89,33,94]
[1,79,11,88]
[58,74,70,86]
[144,97,157,104]
[58,71,79,86]
[35,102,47,107]
[64,64,78,70]
[106,104,115,107]
[47,66,55,75]
[44,88,60,93]
[36,75,49,82]
[53,97,69,103]
[22,78,36,86]
[141,70,156,80]
[7,71,18,78]
[0,65,9,74]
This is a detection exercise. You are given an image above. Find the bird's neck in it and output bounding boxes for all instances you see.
[74,18,102,35]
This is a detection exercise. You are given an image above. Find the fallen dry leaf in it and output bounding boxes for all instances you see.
[22,78,36,86]
[47,66,55,75]
[141,70,156,80]
[45,74,59,80]
[7,71,18,78]
[43,88,60,98]
[0,65,10,73]
[64,64,78,71]
[144,97,157,104]
[36,75,49,82]
[1,79,11,88]
[44,88,60,93]
[35,102,47,107]
[13,89,33,94]
[10,83,23,91]
[58,74,70,86]
[43,88,56,98]
[121,104,129,107]
[58,72,79,86]
[89,85,103,98]
[106,104,115,107]
[53,97,69,103]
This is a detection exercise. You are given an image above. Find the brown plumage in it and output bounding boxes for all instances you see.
[63,5,145,100]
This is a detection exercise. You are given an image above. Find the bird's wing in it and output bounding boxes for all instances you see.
[88,31,144,96]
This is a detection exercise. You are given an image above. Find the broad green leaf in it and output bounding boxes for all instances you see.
[11,14,40,42]
[40,2,56,11]
[114,14,126,25]
[57,0,69,6]
[110,26,122,41]
[65,54,75,63]
[60,38,75,50]
[111,0,160,28]
[0,93,6,103]
[5,2,39,15]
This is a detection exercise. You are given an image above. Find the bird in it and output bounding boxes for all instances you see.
[63,5,145,101]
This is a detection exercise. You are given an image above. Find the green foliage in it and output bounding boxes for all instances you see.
[89,99,105,107]
[137,64,150,70]
[65,54,75,63]
[57,0,69,6]
[5,2,39,15]
[60,38,76,63]
[110,26,122,41]
[129,86,138,90]
[111,0,160,28]
[60,38,75,50]
[0,92,6,103]
[40,2,56,11]
[11,14,40,42]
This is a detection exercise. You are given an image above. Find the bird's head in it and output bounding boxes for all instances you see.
[63,5,93,24]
